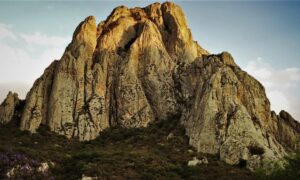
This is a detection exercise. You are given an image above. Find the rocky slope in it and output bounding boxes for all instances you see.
[0,2,299,170]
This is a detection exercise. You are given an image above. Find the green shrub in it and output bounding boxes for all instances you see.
[255,150,300,180]
[0,114,256,179]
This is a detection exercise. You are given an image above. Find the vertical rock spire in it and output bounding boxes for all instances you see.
[0,92,20,124]
[21,16,97,139]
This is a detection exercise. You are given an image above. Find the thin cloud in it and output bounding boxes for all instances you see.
[0,23,71,102]
[20,32,70,47]
[245,58,300,120]
[0,23,17,40]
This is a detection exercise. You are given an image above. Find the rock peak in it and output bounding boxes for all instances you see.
[1,2,297,171]
[70,15,97,50]
[97,1,208,63]
[0,91,20,124]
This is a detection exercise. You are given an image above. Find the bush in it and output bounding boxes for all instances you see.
[255,150,300,180]
[0,115,256,179]
[0,152,54,180]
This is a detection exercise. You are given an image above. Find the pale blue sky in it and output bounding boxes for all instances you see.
[0,0,299,119]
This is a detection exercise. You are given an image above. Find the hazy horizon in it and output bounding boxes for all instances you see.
[0,0,299,120]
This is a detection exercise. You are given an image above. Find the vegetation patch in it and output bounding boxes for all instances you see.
[255,150,300,180]
[1,117,256,180]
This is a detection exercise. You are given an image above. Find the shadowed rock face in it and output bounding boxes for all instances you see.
[1,2,298,170]
[0,92,20,124]
[271,110,300,149]
[179,53,292,170]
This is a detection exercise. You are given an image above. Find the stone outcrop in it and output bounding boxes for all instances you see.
[271,110,300,150]
[0,2,297,170]
[0,92,20,124]
[187,157,208,166]
[180,53,291,170]
[20,2,208,141]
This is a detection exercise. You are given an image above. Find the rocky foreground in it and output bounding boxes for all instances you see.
[0,2,299,172]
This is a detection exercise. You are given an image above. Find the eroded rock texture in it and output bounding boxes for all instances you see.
[0,92,20,124]
[20,2,208,141]
[12,2,299,170]
[179,53,293,170]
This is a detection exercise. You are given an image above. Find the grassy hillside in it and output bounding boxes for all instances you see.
[0,117,256,180]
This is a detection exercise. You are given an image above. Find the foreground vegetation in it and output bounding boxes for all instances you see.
[256,150,300,180]
[0,117,287,180]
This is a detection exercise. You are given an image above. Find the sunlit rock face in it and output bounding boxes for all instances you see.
[20,2,208,141]
[14,2,299,170]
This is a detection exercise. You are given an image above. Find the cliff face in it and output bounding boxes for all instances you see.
[0,92,20,124]
[179,53,290,170]
[20,2,208,141]
[1,2,299,170]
